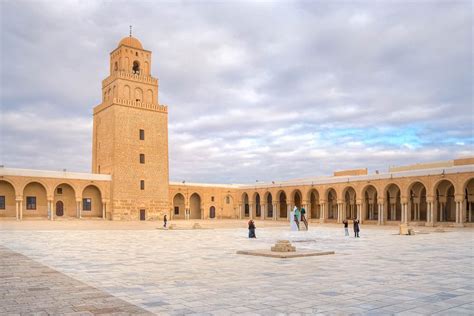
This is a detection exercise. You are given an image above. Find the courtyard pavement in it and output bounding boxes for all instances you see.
[0,220,473,315]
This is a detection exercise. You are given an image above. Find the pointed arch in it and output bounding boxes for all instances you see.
[173,193,185,219]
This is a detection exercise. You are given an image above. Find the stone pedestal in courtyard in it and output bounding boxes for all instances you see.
[271,240,296,252]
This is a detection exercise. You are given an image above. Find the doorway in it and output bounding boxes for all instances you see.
[56,201,64,216]
[140,209,146,221]
[209,206,216,219]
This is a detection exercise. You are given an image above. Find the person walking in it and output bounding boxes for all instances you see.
[343,219,349,236]
[301,206,308,229]
[248,219,256,238]
[163,214,167,228]
[353,219,360,238]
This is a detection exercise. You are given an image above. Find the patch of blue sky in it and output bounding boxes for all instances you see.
[319,126,427,148]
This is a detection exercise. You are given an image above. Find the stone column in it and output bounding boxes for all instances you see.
[239,204,242,219]
[273,203,277,220]
[377,203,383,225]
[303,200,310,220]
[286,201,293,221]
[455,199,463,226]
[261,204,265,220]
[102,200,107,219]
[357,203,362,222]
[320,202,326,224]
[15,200,19,220]
[249,204,254,219]
[76,199,82,219]
[48,199,54,221]
[336,203,344,223]
[18,198,23,220]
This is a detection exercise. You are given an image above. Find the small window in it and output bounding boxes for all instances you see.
[211,196,215,202]
[226,196,230,204]
[56,188,63,195]
[132,60,140,74]
[0,196,5,210]
[140,154,145,164]
[140,180,145,190]
[139,129,145,140]
[136,52,138,56]
[83,198,92,211]
[26,196,36,210]
[114,62,118,71]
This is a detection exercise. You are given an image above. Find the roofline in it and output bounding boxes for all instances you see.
[0,168,112,181]
[236,165,474,189]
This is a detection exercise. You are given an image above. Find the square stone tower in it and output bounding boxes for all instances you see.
[92,35,169,220]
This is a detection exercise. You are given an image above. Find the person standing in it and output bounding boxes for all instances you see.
[343,219,349,236]
[248,219,256,238]
[294,206,301,230]
[353,219,360,238]
[163,214,167,228]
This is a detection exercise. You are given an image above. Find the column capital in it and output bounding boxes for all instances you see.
[16,197,23,202]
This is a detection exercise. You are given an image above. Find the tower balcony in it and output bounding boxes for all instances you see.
[102,71,158,88]
[93,97,168,115]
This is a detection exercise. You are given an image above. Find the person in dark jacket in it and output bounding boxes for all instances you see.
[163,214,167,228]
[248,219,256,238]
[353,219,360,238]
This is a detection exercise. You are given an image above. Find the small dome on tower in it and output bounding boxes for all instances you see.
[118,36,143,49]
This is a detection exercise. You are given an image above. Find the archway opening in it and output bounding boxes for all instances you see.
[190,193,201,219]
[82,185,103,218]
[279,191,287,218]
[386,184,402,221]
[209,206,216,219]
[435,180,455,222]
[363,185,378,221]
[23,182,48,218]
[293,190,302,209]
[242,193,249,218]
[327,189,337,219]
[266,193,273,218]
[173,193,185,219]
[409,182,427,222]
[344,187,356,219]
[54,183,76,217]
[465,178,474,223]
[255,193,261,217]
[309,189,320,219]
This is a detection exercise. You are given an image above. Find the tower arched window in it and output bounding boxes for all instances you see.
[114,62,118,72]
[132,60,140,74]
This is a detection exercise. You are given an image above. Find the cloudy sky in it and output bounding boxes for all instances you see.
[0,0,472,183]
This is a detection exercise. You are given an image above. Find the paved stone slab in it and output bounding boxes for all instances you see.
[0,245,152,315]
[0,222,472,314]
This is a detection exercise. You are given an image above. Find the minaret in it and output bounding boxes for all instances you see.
[92,34,169,220]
